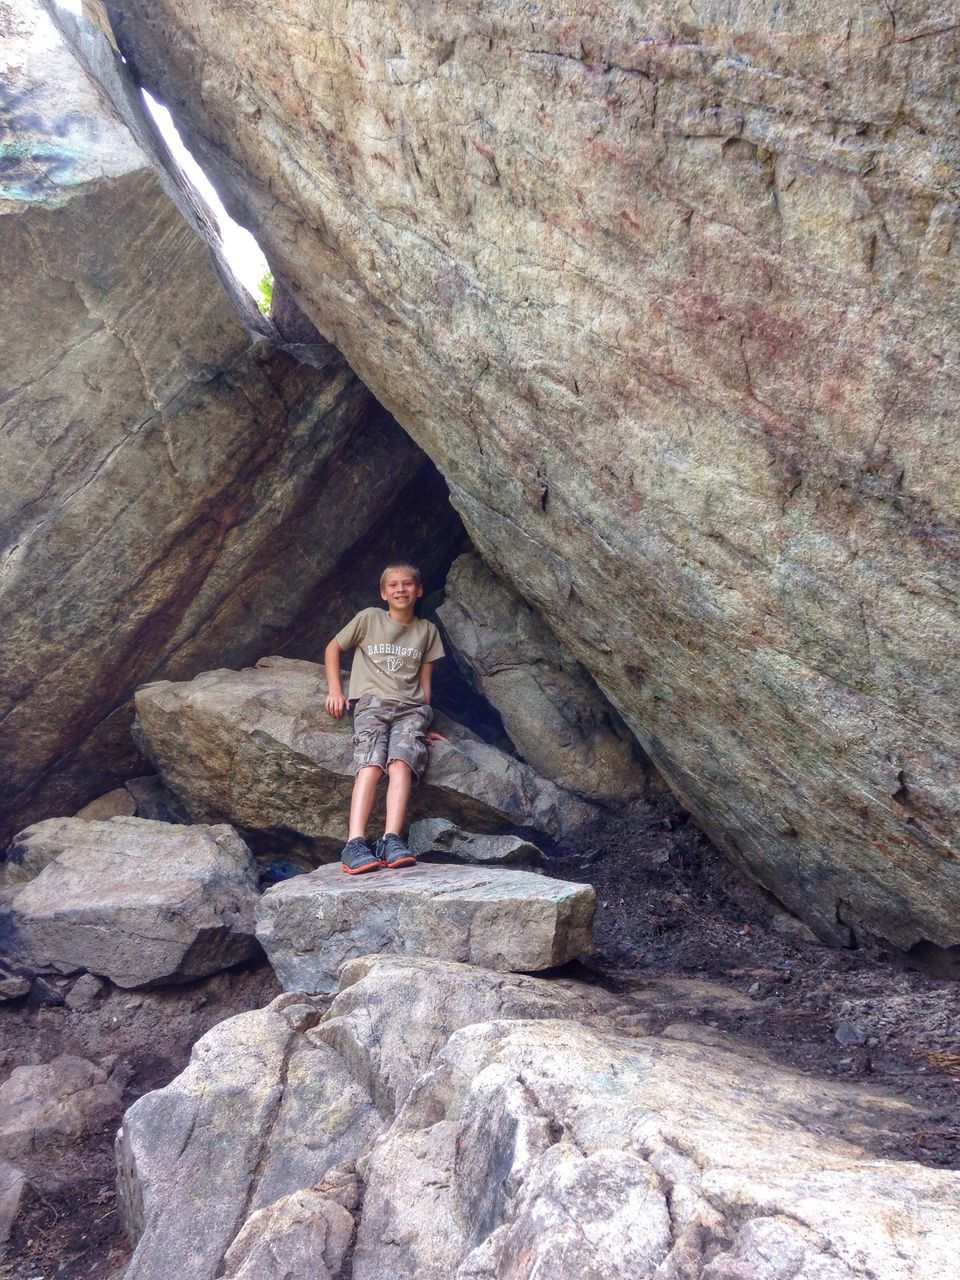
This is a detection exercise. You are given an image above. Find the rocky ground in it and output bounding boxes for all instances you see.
[1,792,957,1279]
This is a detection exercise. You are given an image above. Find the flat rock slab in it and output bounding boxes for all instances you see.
[256,863,596,993]
[0,817,260,988]
[134,657,596,856]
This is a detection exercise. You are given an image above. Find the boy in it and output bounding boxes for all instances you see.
[325,562,445,873]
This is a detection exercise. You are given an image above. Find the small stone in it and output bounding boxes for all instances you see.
[65,973,105,1012]
[0,1056,122,1173]
[0,964,30,1003]
[834,1021,867,1047]
[747,981,761,996]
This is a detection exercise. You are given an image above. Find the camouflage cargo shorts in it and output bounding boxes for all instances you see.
[351,693,434,782]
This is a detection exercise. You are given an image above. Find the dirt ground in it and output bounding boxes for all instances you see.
[1,793,958,1279]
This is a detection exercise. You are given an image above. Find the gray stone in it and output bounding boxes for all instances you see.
[0,1055,122,1171]
[65,973,105,1012]
[117,993,380,1280]
[835,1021,867,1048]
[0,817,260,988]
[134,657,597,853]
[102,0,960,951]
[0,963,30,1004]
[115,955,960,1280]
[0,1,462,842]
[0,1156,25,1248]
[256,862,596,993]
[438,553,648,801]
[220,1186,355,1280]
[408,817,544,865]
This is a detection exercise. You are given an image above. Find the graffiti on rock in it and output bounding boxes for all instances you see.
[0,87,103,201]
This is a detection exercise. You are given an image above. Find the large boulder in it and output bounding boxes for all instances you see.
[0,0,463,841]
[133,656,597,853]
[0,817,260,987]
[116,955,960,1280]
[354,1017,959,1280]
[438,553,648,800]
[117,991,380,1280]
[101,0,960,950]
[255,862,596,993]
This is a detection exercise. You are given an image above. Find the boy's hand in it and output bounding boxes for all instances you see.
[426,730,450,745]
[326,693,349,718]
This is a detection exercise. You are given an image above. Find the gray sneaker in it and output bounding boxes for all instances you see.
[340,837,382,875]
[376,833,416,869]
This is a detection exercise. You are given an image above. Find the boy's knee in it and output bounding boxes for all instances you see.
[386,758,413,777]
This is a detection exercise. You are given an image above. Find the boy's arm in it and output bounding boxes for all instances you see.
[324,638,349,718]
[419,661,449,744]
[418,660,435,706]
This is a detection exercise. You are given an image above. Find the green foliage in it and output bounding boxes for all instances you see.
[256,270,274,315]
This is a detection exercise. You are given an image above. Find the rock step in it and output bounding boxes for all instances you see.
[256,862,596,993]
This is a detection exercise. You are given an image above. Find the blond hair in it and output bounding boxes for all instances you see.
[379,562,422,591]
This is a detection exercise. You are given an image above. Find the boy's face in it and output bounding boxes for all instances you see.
[381,570,423,610]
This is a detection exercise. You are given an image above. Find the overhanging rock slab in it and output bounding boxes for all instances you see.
[256,863,596,993]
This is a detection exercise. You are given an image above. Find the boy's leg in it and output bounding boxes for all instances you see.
[383,760,413,836]
[342,695,389,873]
[375,704,432,868]
[348,765,383,840]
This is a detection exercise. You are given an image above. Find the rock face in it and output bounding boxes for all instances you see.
[103,0,960,949]
[116,991,379,1280]
[116,955,960,1280]
[256,862,596,992]
[134,656,597,853]
[0,0,463,841]
[0,817,260,987]
[439,553,648,800]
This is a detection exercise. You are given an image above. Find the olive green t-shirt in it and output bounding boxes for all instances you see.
[335,607,444,704]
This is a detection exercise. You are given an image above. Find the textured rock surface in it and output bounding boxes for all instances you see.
[219,1184,355,1280]
[134,656,596,853]
[256,862,596,993]
[0,1055,122,1173]
[117,955,960,1280]
[439,553,648,800]
[357,1018,959,1280]
[105,0,960,948]
[0,817,260,987]
[74,788,138,822]
[0,0,463,841]
[0,1155,25,1247]
[408,817,544,865]
[117,992,380,1280]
